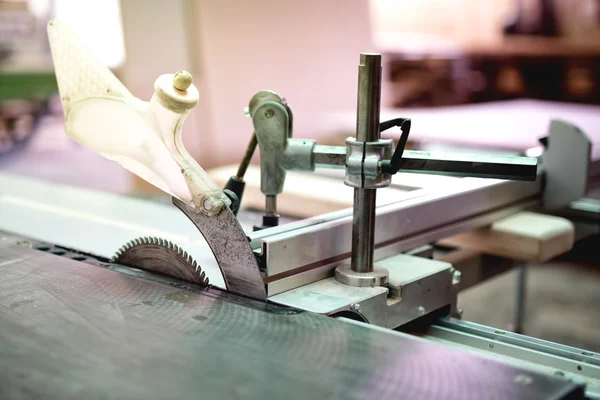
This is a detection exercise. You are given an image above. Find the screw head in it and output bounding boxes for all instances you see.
[417,306,425,315]
[351,303,362,313]
[203,199,213,211]
[264,109,274,118]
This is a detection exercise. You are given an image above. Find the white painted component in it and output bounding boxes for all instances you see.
[439,211,575,262]
[377,253,452,289]
[46,19,228,216]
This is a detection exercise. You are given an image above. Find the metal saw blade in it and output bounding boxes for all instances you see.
[111,237,209,286]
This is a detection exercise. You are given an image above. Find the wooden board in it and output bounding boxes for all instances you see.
[439,211,575,262]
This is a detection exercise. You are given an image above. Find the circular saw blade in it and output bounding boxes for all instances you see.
[111,237,209,286]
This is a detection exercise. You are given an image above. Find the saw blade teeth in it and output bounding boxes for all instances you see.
[111,236,208,287]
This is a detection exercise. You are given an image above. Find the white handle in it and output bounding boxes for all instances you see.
[47,19,229,216]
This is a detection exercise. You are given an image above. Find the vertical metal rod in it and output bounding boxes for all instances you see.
[350,53,382,274]
[351,188,377,272]
[355,53,382,143]
[265,195,277,216]
[514,265,527,334]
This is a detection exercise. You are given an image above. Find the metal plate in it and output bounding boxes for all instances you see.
[172,197,267,301]
[543,120,592,210]
[0,236,584,400]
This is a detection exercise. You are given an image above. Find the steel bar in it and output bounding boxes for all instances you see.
[236,133,258,179]
[398,150,538,181]
[513,265,527,334]
[309,147,538,180]
[265,195,277,216]
[350,188,377,273]
[350,53,382,274]
[313,145,346,168]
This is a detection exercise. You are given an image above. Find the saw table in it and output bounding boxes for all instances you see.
[0,232,587,400]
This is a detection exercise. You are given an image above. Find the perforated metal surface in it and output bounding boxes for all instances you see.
[0,235,584,400]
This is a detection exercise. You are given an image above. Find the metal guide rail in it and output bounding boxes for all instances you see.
[253,177,541,295]
[426,318,600,399]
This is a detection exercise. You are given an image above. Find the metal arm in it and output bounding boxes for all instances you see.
[246,53,538,288]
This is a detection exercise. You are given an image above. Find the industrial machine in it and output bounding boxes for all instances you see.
[1,20,599,399]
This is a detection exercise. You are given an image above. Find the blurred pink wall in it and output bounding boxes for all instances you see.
[121,0,373,167]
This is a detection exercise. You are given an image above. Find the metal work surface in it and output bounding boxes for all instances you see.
[0,235,585,400]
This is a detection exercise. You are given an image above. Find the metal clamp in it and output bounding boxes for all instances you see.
[344,137,393,189]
